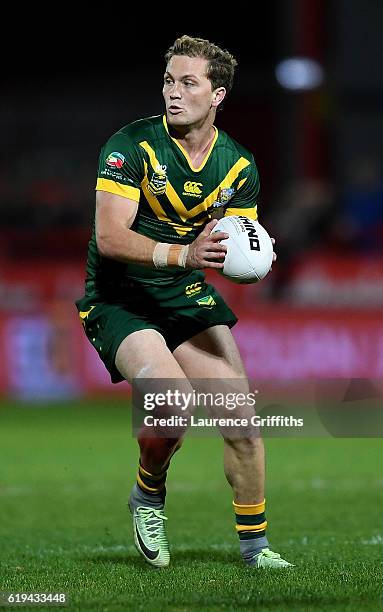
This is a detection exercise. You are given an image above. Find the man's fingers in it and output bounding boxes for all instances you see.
[206,243,227,252]
[209,230,229,243]
[204,261,225,269]
[205,251,226,260]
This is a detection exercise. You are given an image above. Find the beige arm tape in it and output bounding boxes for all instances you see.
[153,243,189,269]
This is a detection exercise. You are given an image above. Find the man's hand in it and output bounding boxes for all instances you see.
[186,219,228,269]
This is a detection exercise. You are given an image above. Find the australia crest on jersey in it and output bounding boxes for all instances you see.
[210,187,235,219]
[148,164,168,195]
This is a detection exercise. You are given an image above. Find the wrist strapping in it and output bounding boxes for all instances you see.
[153,243,189,269]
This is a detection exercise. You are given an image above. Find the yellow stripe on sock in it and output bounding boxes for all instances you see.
[235,520,268,533]
[136,473,165,493]
[139,464,154,477]
[233,499,265,515]
[139,465,167,481]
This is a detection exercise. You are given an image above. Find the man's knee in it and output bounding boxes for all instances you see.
[224,435,263,455]
[138,434,184,472]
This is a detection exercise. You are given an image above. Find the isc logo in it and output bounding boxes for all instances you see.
[240,216,261,251]
[183,181,203,196]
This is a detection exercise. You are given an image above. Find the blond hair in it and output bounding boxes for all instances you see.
[165,35,238,93]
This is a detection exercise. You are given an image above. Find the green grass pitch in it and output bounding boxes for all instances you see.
[1,400,382,611]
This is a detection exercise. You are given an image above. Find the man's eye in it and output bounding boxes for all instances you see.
[184,81,194,87]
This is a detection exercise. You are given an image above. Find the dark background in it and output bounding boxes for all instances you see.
[2,1,382,247]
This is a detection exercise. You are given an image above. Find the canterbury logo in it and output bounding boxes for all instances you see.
[185,282,202,297]
[183,181,203,196]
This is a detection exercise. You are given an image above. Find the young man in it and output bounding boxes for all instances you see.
[76,35,293,569]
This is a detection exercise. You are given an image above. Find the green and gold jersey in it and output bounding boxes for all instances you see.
[85,114,260,296]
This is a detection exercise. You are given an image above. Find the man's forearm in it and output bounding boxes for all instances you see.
[96,226,188,269]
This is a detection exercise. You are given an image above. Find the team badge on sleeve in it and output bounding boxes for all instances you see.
[106,152,125,169]
[214,187,235,207]
[211,187,235,218]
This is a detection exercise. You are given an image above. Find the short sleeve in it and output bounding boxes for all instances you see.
[96,132,143,202]
[224,156,259,220]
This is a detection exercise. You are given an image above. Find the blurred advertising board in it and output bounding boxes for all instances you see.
[0,258,382,399]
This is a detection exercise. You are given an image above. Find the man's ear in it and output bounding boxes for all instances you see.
[212,87,226,108]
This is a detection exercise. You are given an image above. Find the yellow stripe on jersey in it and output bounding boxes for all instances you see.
[237,177,248,190]
[225,206,258,220]
[139,140,250,222]
[96,178,140,202]
[139,141,164,177]
[163,115,218,172]
[141,160,172,223]
[141,160,193,236]
[201,158,250,211]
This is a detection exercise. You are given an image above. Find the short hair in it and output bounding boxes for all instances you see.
[164,35,238,93]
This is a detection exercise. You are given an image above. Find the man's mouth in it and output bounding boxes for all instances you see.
[168,105,183,114]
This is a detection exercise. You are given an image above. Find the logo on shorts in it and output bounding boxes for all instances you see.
[78,305,96,328]
[196,296,216,309]
[185,282,202,297]
[106,152,125,169]
[148,164,167,195]
[183,181,203,198]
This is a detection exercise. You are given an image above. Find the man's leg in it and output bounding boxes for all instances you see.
[173,325,264,503]
[173,325,293,568]
[115,329,192,567]
[116,329,189,471]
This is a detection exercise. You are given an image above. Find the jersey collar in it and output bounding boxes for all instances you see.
[163,115,218,173]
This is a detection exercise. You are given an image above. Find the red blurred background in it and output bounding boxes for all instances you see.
[1,1,382,399]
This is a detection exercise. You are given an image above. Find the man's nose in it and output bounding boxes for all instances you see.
[169,83,182,98]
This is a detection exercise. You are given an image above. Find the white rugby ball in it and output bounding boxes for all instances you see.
[211,216,273,284]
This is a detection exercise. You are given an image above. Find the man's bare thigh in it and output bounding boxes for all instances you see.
[173,325,246,379]
[115,329,187,383]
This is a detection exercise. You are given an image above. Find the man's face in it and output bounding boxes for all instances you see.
[163,55,224,127]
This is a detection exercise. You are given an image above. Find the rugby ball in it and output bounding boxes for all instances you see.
[211,216,273,284]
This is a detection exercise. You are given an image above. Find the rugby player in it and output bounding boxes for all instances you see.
[76,35,293,569]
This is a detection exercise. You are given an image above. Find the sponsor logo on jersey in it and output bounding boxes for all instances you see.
[185,282,202,297]
[183,181,203,198]
[196,295,216,309]
[106,152,125,169]
[148,164,167,195]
